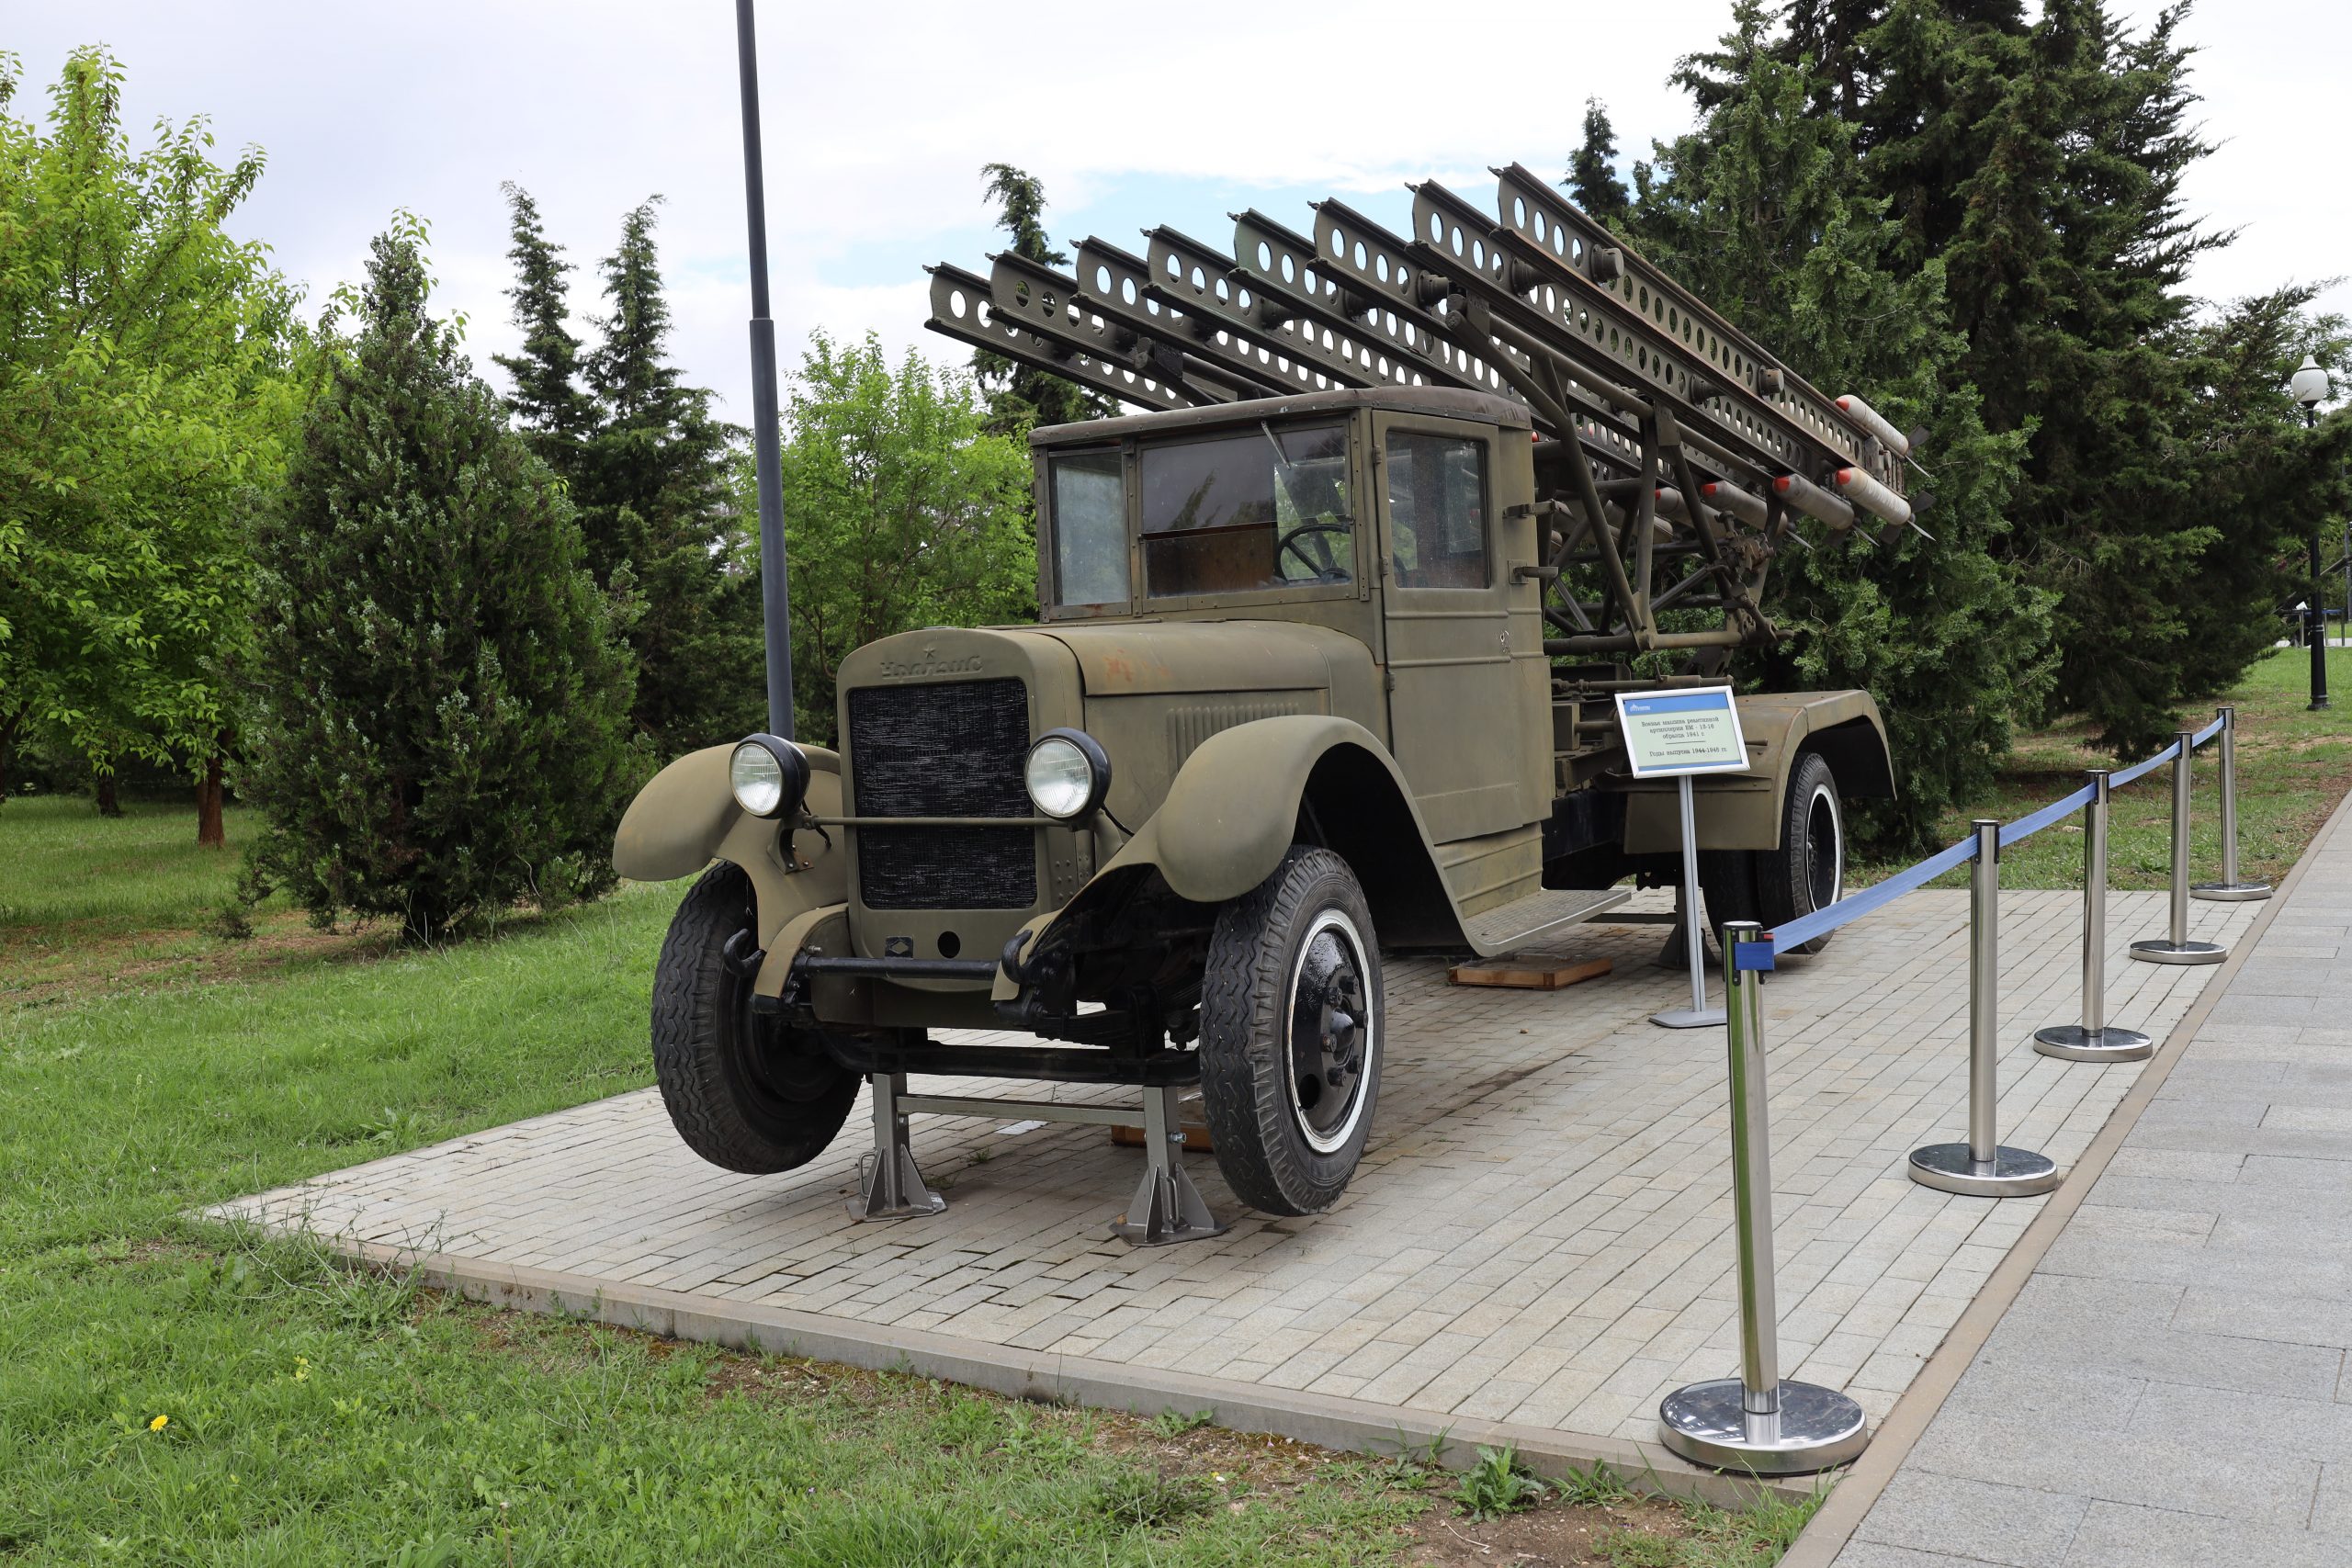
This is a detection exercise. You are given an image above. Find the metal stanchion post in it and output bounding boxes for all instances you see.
[2132,731,2227,964]
[1659,922,1868,1474]
[1909,821,2062,1197]
[2193,705,2271,901]
[2034,772,2152,1062]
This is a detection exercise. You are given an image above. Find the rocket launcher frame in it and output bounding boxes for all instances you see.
[924,167,1916,678]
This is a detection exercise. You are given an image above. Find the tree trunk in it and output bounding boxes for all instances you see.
[96,767,122,818]
[197,751,227,849]
[0,705,20,804]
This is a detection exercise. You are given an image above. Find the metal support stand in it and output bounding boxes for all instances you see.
[2034,772,2152,1062]
[1653,774,1727,1029]
[1659,922,1868,1474]
[849,1073,948,1220]
[1910,822,2062,1197]
[2192,705,2270,902]
[1109,1084,1227,1247]
[2132,730,2227,964]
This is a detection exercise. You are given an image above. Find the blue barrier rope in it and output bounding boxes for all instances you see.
[1741,721,2221,970]
[1998,784,2098,851]
[2109,738,2180,790]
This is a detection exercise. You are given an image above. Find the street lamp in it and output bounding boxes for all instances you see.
[2291,355,2333,709]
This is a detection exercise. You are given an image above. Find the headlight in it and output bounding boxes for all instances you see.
[1024,728,1111,820]
[730,734,809,819]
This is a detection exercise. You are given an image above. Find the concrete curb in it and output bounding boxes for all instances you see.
[1776,781,2352,1568]
[311,1235,1810,1511]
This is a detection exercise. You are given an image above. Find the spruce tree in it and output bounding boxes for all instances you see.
[492,183,596,479]
[240,226,643,942]
[1564,98,1631,226]
[1631,2,2055,847]
[969,164,1113,432]
[571,198,763,756]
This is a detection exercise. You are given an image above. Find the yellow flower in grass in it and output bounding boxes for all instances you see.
[148,1415,169,1432]
[294,1357,311,1382]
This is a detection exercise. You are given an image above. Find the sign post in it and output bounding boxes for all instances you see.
[1614,688,1749,1030]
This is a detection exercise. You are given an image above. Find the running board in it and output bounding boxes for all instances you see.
[1460,886,1632,957]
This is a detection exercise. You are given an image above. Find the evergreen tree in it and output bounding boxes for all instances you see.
[240,224,643,942]
[1564,98,1631,226]
[570,198,763,756]
[1632,2,2055,848]
[969,164,1112,432]
[492,183,595,477]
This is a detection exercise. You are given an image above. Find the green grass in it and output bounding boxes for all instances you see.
[0,824,1813,1564]
[0,795,255,932]
[1864,645,2352,890]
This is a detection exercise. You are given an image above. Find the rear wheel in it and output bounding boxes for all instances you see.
[1698,750,1844,956]
[1197,848,1383,1216]
[650,863,857,1174]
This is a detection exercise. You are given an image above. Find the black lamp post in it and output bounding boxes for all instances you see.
[2291,355,2333,710]
[735,0,795,739]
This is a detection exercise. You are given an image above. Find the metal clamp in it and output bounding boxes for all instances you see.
[2191,705,2271,903]
[1909,822,2063,1198]
[1659,921,1868,1474]
[2034,772,2153,1062]
[2132,731,2228,964]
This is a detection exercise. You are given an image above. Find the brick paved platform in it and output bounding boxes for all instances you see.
[218,888,2256,1485]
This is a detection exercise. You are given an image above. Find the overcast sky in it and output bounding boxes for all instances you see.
[16,2,2344,421]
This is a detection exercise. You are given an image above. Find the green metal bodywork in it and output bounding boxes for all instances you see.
[614,387,1893,1032]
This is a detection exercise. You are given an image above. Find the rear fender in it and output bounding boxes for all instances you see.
[612,742,848,965]
[998,716,1462,991]
[1622,694,1892,853]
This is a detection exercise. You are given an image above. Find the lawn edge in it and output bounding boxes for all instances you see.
[244,1228,1814,1513]
[1777,777,2352,1568]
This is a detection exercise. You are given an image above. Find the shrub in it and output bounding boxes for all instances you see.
[238,225,644,942]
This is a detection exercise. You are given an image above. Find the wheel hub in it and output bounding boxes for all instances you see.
[1286,916,1373,1152]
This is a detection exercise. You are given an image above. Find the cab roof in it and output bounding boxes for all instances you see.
[1027,384,1532,449]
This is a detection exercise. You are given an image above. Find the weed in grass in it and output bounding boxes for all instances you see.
[1087,1466,1214,1530]
[1554,1458,1638,1507]
[1148,1407,1215,1437]
[1604,1528,1686,1566]
[1453,1442,1549,1521]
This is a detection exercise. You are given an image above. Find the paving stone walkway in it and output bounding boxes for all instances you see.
[219,887,2255,1478]
[1830,808,2352,1566]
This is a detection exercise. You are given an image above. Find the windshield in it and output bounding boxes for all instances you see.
[1140,423,1353,598]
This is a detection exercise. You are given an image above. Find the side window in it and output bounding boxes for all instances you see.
[1050,450,1128,606]
[1385,432,1488,590]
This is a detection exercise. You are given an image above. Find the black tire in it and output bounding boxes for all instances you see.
[650,863,857,1174]
[1699,750,1845,956]
[1197,847,1383,1216]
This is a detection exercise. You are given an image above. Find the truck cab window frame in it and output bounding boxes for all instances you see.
[1384,430,1490,591]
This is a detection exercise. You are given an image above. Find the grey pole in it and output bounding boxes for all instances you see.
[1658,922,1867,1473]
[2132,731,2227,964]
[2035,772,2152,1061]
[735,0,795,739]
[1653,773,1727,1029]
[2193,706,2271,901]
[1909,821,2062,1197]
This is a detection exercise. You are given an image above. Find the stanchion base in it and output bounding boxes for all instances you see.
[2190,880,2271,903]
[1908,1143,2062,1197]
[2128,939,2226,965]
[2032,1023,2154,1062]
[1651,1007,1728,1030]
[1657,1379,1868,1474]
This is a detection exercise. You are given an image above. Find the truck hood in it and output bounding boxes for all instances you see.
[1035,619,1358,697]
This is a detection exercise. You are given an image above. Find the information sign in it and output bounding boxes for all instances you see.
[1613,688,1749,778]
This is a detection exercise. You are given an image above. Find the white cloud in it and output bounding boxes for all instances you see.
[16,0,2343,422]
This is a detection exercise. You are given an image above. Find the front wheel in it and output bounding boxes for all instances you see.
[1197,848,1384,1216]
[650,863,857,1174]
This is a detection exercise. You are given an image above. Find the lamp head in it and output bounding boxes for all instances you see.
[2290,355,2333,410]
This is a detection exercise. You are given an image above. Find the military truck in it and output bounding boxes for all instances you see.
[614,166,1913,1223]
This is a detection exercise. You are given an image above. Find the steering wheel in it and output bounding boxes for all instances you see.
[1274,520,1354,581]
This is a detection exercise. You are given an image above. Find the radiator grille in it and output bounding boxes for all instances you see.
[846,678,1036,909]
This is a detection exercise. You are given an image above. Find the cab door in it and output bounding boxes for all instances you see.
[1372,413,1549,845]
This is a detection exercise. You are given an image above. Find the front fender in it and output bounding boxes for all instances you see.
[996,716,1442,996]
[613,742,847,961]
